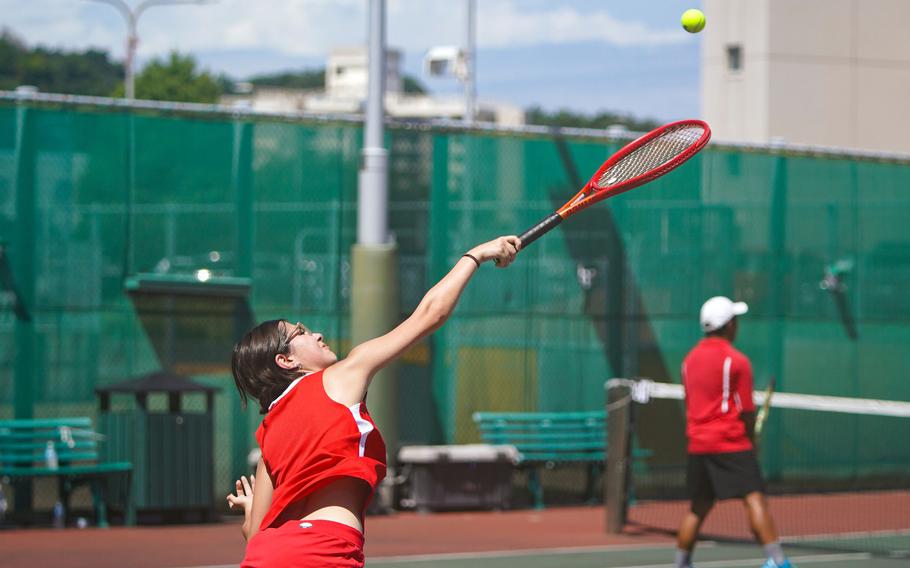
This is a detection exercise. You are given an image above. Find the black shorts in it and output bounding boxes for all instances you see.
[687,450,765,508]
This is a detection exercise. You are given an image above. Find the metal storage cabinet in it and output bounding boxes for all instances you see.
[398,444,519,512]
[96,372,220,523]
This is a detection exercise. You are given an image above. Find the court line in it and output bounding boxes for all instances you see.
[783,528,910,543]
[369,541,708,564]
[608,552,872,568]
[180,549,871,568]
[178,542,701,568]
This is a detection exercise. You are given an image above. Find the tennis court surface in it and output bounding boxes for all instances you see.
[1,505,907,567]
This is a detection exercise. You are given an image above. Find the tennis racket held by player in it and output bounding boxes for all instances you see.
[516,120,711,249]
[755,376,777,439]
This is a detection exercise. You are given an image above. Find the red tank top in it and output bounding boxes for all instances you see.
[255,370,387,530]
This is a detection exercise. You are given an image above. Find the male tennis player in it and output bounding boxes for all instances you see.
[674,296,793,568]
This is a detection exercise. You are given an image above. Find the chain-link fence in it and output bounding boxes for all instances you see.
[1,94,909,514]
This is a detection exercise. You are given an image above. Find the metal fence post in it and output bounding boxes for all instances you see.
[605,379,632,534]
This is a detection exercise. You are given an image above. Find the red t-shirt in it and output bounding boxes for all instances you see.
[681,337,755,454]
[255,370,387,530]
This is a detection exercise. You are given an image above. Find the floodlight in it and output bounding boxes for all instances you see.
[424,46,468,81]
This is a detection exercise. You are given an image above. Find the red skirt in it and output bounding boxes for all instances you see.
[242,519,365,568]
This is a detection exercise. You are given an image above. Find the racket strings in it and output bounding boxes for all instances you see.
[595,124,706,189]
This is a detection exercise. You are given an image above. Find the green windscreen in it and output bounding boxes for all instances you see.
[1,100,908,509]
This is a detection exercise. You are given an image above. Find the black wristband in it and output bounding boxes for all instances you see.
[462,253,481,268]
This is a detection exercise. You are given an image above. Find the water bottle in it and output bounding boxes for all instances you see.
[0,485,7,521]
[44,441,59,470]
[52,500,65,528]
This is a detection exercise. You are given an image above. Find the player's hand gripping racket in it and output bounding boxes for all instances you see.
[755,376,777,439]
[507,120,711,256]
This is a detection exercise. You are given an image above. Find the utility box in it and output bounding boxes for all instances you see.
[398,444,519,512]
[96,372,220,524]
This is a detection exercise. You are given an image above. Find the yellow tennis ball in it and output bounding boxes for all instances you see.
[681,8,706,33]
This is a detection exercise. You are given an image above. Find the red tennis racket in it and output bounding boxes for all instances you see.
[516,119,711,248]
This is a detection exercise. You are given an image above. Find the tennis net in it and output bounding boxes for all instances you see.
[605,379,910,559]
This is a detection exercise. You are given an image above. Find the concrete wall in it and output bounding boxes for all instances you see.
[703,0,910,154]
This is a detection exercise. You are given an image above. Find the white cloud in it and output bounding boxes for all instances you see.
[478,1,683,48]
[2,1,93,47]
[1,0,683,61]
[119,0,366,57]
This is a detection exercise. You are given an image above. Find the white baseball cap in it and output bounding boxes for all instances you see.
[700,296,748,332]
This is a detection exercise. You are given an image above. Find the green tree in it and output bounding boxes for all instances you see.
[115,51,220,103]
[401,75,427,94]
[245,67,427,94]
[525,105,659,132]
[248,69,324,90]
[0,29,122,95]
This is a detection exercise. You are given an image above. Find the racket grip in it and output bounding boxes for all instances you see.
[519,213,563,248]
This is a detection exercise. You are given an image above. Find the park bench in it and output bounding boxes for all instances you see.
[473,410,651,509]
[0,417,134,527]
[473,410,608,509]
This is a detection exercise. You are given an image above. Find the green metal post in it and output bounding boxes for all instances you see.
[13,103,38,516]
[847,160,860,464]
[232,120,255,478]
[428,135,452,441]
[122,113,136,280]
[13,104,36,419]
[234,121,254,280]
[765,152,788,478]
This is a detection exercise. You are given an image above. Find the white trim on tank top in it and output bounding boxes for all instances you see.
[346,403,373,457]
[268,373,310,411]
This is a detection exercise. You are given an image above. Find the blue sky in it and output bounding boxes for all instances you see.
[2,0,704,121]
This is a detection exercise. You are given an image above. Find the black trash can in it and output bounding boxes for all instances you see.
[96,371,220,524]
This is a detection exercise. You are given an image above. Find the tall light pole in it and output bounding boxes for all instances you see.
[352,0,398,509]
[359,0,388,246]
[86,0,212,99]
[424,0,477,123]
[464,0,476,124]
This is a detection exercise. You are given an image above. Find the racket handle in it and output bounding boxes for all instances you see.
[519,213,563,248]
[493,213,563,266]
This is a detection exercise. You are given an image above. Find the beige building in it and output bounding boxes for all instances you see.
[222,47,524,126]
[702,0,910,153]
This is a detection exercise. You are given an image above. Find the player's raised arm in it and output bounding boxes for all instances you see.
[324,236,520,406]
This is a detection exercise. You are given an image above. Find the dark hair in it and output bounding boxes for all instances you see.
[705,317,737,338]
[231,319,299,414]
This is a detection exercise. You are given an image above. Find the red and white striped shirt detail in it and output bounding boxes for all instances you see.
[721,356,732,413]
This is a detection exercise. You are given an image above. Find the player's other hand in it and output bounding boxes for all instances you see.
[469,236,521,268]
[226,474,255,513]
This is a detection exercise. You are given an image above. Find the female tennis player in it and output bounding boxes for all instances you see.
[227,235,520,567]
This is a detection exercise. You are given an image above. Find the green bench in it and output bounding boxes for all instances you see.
[0,417,134,527]
[473,410,609,509]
